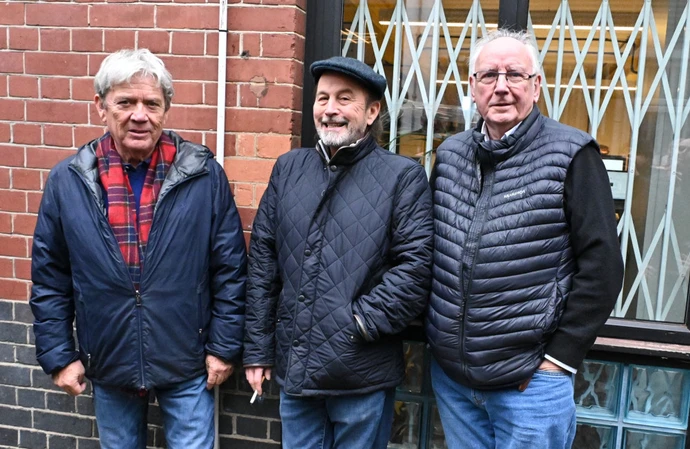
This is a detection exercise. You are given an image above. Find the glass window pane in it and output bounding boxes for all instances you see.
[573,423,616,449]
[624,429,685,449]
[575,361,621,418]
[399,342,425,394]
[626,366,690,427]
[531,0,690,323]
[428,405,448,449]
[389,401,421,448]
[342,0,499,174]
[342,0,690,324]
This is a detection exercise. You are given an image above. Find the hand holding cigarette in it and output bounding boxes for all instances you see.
[250,376,266,404]
[246,366,271,403]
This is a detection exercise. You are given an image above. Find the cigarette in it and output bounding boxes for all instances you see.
[249,375,266,404]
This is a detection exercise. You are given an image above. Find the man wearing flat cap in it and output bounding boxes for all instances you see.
[243,56,433,448]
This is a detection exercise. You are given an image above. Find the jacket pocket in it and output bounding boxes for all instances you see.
[75,293,92,372]
[340,303,362,347]
[542,282,563,337]
[196,272,209,347]
[197,294,204,346]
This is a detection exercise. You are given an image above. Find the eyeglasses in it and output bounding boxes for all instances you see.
[473,71,537,85]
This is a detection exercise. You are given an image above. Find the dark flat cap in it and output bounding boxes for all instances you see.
[310,56,387,100]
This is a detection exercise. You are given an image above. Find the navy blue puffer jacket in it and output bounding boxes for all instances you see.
[244,135,433,396]
[30,131,247,390]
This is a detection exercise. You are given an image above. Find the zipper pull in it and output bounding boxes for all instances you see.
[87,354,91,369]
[135,290,142,306]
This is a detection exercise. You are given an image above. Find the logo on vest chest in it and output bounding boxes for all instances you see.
[503,189,526,200]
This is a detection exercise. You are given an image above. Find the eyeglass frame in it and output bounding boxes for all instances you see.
[472,70,538,85]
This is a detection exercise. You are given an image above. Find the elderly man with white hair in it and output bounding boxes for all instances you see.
[30,49,247,449]
[426,30,624,449]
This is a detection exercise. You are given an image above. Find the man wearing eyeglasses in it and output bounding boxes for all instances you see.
[426,29,624,449]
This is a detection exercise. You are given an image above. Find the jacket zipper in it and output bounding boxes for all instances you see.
[79,295,91,370]
[134,289,145,393]
[70,166,148,388]
[135,172,207,391]
[459,160,495,380]
[70,165,207,390]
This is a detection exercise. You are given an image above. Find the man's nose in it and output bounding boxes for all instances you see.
[494,74,510,91]
[130,103,148,121]
[324,98,339,115]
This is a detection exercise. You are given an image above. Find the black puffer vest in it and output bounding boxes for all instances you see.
[426,107,595,389]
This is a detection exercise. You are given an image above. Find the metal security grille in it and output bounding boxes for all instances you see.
[341,0,690,325]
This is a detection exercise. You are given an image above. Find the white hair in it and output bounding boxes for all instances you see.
[469,29,541,75]
[94,49,174,110]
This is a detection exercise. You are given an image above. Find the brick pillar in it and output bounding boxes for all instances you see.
[0,0,307,447]
[224,1,306,236]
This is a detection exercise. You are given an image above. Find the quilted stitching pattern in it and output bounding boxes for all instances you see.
[245,137,433,395]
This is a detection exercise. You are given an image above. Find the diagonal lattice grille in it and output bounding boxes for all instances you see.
[342,0,690,323]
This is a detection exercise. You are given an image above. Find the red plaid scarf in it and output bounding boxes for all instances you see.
[96,133,176,287]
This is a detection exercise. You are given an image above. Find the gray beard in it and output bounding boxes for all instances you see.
[316,123,366,148]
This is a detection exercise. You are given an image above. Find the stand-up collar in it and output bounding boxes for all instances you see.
[472,106,543,166]
[315,134,378,166]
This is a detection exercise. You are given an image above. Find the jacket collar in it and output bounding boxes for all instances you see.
[315,134,378,167]
[472,106,543,166]
[69,130,211,211]
[71,130,210,177]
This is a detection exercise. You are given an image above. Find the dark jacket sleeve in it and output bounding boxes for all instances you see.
[205,162,248,364]
[243,162,281,366]
[544,145,624,368]
[352,163,434,341]
[30,167,80,375]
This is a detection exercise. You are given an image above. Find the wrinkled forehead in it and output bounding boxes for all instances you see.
[476,38,533,69]
[104,75,165,98]
[316,71,373,98]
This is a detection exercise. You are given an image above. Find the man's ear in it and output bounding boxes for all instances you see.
[469,76,476,102]
[532,73,542,104]
[94,95,107,123]
[366,100,381,126]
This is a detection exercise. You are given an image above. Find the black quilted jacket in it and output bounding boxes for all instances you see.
[244,135,433,396]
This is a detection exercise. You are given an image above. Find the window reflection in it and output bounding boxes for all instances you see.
[428,405,448,449]
[400,342,425,394]
[574,423,615,449]
[390,401,422,448]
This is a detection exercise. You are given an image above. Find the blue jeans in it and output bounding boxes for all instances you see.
[431,358,576,449]
[280,388,396,449]
[93,374,214,449]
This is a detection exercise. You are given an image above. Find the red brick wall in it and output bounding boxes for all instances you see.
[0,0,306,302]
[0,1,306,446]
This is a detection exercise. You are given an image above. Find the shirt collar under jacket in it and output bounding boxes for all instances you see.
[481,121,522,142]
